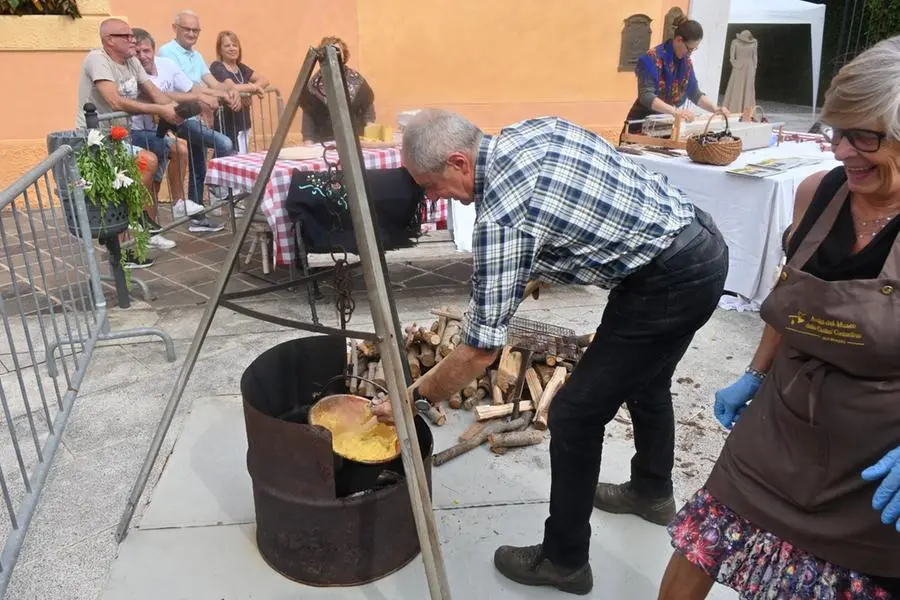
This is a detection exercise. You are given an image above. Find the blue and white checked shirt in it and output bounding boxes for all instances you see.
[462,117,695,350]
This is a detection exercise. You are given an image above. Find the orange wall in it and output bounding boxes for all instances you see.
[0,0,688,188]
[357,0,688,133]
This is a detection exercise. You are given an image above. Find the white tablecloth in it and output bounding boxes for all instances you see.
[631,142,841,310]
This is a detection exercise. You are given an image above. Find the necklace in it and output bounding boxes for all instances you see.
[852,212,899,239]
[225,62,244,83]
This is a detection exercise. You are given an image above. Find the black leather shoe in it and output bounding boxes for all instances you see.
[493,543,593,595]
[593,482,676,525]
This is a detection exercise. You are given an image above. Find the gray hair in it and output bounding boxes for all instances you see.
[402,109,483,173]
[174,9,199,25]
[822,35,900,141]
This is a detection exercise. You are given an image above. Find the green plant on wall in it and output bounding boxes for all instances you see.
[0,0,81,18]
[866,0,900,42]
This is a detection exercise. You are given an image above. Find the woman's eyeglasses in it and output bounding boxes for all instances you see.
[823,127,887,153]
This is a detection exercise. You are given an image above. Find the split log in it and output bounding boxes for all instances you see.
[419,326,441,347]
[474,401,534,421]
[491,370,504,405]
[570,332,595,348]
[423,404,447,426]
[404,323,419,348]
[430,306,464,322]
[534,366,567,430]
[534,363,555,387]
[358,340,379,359]
[372,360,386,389]
[407,347,422,379]
[364,362,378,397]
[489,430,545,453]
[434,411,532,466]
[463,386,487,410]
[349,341,361,394]
[525,367,543,402]
[449,392,463,410]
[418,342,436,368]
[497,346,523,392]
[458,420,489,442]
[438,321,462,357]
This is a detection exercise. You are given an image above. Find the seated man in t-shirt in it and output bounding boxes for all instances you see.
[132,28,230,234]
[76,18,184,262]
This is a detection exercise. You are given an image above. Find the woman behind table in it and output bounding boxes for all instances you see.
[300,36,375,143]
[209,31,270,154]
[623,17,729,136]
[658,36,900,600]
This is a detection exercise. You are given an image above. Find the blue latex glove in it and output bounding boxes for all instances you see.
[861,447,900,531]
[714,372,762,430]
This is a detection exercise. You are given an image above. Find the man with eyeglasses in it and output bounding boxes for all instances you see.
[76,18,186,265]
[159,9,241,233]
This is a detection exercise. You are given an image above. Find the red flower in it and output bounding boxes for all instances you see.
[136,154,149,173]
[110,126,129,141]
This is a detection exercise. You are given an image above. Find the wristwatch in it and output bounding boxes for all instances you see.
[412,388,431,412]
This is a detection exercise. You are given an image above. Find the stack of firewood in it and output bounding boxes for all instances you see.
[345,305,593,464]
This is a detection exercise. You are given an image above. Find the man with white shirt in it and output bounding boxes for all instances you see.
[159,9,241,233]
[132,28,227,234]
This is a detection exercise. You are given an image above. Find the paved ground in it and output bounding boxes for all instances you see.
[0,255,761,598]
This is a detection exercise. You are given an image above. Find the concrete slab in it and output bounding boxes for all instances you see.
[104,504,738,599]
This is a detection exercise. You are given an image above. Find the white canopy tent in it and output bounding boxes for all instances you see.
[728,0,826,112]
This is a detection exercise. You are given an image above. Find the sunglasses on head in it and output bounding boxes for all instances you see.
[822,127,887,153]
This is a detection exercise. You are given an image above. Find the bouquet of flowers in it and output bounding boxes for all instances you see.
[75,125,152,265]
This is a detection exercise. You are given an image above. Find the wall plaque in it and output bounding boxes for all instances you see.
[618,14,652,72]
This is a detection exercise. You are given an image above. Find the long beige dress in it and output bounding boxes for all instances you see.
[723,31,757,113]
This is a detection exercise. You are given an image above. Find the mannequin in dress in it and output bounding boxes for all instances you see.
[723,30,758,114]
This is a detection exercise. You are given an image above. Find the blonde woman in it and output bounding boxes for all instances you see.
[210,31,270,153]
[659,36,900,600]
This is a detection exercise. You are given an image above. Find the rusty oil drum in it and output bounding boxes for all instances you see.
[240,335,434,586]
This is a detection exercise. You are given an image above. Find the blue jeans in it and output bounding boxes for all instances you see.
[541,209,729,569]
[176,118,234,205]
[130,130,175,183]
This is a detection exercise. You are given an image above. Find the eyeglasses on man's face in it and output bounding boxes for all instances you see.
[176,24,201,35]
[107,33,136,41]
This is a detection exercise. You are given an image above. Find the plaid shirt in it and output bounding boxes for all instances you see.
[462,117,695,349]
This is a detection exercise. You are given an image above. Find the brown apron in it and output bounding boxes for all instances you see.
[706,183,900,577]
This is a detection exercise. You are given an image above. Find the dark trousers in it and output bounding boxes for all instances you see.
[542,209,729,569]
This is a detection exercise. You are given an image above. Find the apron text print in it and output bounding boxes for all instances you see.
[786,311,865,346]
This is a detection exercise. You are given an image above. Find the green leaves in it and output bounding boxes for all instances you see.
[866,0,900,43]
[76,133,153,277]
[0,0,81,18]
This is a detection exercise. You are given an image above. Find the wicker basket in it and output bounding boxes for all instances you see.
[686,111,743,166]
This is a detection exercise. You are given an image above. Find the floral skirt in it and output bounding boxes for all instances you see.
[668,488,896,600]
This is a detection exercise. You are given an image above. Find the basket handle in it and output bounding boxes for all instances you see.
[701,110,730,136]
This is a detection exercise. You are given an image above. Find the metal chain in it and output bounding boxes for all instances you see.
[331,247,355,328]
[321,146,355,328]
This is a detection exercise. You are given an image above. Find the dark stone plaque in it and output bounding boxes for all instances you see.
[619,14,653,72]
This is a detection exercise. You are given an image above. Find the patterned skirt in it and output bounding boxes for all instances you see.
[668,488,896,600]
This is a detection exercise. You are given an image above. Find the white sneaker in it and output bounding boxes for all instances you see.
[149,234,177,250]
[172,199,205,218]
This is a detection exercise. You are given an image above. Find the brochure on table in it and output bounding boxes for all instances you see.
[727,157,826,178]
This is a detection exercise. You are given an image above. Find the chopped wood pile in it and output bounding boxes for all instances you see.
[346,305,594,465]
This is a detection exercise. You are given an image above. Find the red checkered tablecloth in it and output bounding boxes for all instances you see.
[205,145,449,266]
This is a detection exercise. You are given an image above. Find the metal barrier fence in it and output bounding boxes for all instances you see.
[0,146,176,595]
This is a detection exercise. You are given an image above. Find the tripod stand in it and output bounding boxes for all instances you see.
[116,44,452,600]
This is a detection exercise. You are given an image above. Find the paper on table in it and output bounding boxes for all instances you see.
[278,145,331,161]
